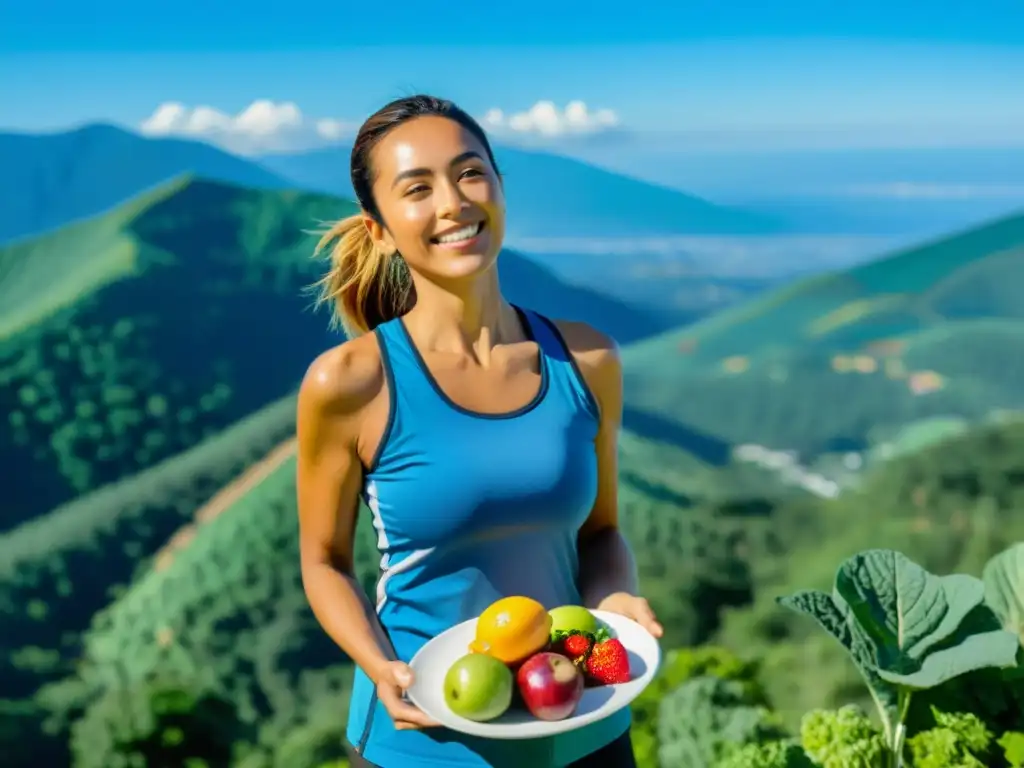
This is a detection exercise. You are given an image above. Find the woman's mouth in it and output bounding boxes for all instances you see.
[431,221,485,249]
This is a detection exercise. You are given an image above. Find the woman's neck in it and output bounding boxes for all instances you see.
[405,267,522,364]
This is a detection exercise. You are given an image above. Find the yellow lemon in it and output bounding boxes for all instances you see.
[468,596,552,664]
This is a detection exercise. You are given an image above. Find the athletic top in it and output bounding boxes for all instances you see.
[345,306,631,767]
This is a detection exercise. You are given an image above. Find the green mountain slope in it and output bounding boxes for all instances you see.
[0,175,352,528]
[0,175,665,531]
[0,395,298,702]
[620,210,1024,456]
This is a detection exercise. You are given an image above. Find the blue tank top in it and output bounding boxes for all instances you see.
[345,306,631,767]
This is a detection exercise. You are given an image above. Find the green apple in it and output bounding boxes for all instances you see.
[443,653,513,722]
[548,605,598,637]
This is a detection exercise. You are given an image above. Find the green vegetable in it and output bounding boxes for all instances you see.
[1000,731,1024,767]
[983,542,1024,641]
[800,706,887,768]
[717,739,815,768]
[779,549,1020,766]
[906,708,992,768]
[657,676,787,768]
[630,646,766,768]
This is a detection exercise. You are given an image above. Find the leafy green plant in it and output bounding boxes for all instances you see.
[999,731,1024,766]
[984,542,1024,640]
[906,708,994,768]
[778,549,1020,767]
[632,645,768,765]
[717,739,814,768]
[800,706,888,767]
[657,676,789,767]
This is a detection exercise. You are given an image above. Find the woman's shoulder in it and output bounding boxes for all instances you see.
[297,332,387,421]
[542,318,622,411]
[545,317,621,378]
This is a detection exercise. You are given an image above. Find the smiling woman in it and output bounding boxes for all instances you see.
[295,95,661,768]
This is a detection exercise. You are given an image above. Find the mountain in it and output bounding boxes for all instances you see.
[0,175,666,530]
[0,123,293,244]
[0,123,781,249]
[0,123,296,243]
[257,143,783,239]
[619,209,1024,458]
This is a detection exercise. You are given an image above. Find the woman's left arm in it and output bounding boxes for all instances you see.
[559,321,664,639]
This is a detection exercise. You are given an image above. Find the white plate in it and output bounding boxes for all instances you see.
[407,609,661,739]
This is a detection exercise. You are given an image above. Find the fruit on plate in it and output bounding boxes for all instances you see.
[444,652,514,722]
[468,596,552,664]
[548,605,598,637]
[516,651,585,721]
[584,638,631,685]
[551,630,594,665]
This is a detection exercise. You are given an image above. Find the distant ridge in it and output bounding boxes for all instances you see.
[0,123,294,244]
[0,122,783,247]
[257,142,783,238]
[619,207,1024,458]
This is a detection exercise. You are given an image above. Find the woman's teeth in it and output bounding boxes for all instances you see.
[436,222,482,244]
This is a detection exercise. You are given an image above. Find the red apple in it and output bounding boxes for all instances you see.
[515,651,584,721]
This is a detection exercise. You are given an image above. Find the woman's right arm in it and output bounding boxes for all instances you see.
[295,343,437,730]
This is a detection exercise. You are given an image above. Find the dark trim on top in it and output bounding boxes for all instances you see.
[532,313,602,423]
[364,325,398,475]
[394,304,550,420]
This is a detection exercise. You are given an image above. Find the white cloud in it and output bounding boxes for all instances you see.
[839,182,1024,200]
[481,100,620,139]
[138,97,622,153]
[139,100,355,155]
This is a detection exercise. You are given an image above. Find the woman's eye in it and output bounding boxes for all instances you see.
[405,184,428,196]
[460,168,484,180]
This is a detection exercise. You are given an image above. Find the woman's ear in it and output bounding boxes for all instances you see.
[362,215,396,256]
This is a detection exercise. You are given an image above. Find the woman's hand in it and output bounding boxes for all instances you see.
[376,660,440,731]
[597,592,664,639]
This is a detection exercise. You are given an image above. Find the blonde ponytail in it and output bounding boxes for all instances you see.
[311,214,413,337]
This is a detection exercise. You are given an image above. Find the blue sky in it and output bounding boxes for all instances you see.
[4,0,1024,51]
[2,0,1023,204]
[3,0,1023,137]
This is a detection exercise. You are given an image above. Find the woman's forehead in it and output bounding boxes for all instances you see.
[373,117,483,175]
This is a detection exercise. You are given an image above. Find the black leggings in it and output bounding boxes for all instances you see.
[345,730,637,767]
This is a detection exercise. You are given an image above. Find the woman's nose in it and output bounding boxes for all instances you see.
[435,180,466,219]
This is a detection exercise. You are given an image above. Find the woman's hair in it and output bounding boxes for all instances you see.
[312,94,501,336]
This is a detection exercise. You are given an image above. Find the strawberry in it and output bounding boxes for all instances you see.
[584,638,631,685]
[562,633,593,660]
[550,629,594,664]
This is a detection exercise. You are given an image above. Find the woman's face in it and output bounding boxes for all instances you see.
[367,115,505,283]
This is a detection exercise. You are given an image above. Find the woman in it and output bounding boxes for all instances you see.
[296,94,662,768]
